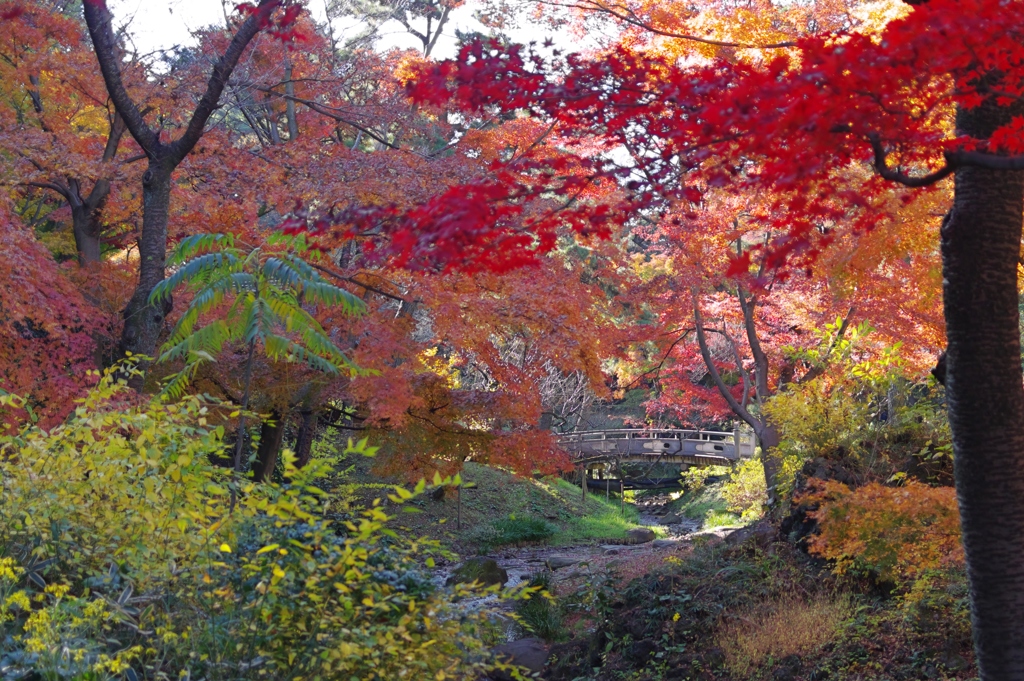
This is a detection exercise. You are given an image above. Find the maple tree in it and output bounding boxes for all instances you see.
[70,7,613,480]
[80,0,303,377]
[805,480,963,584]
[384,0,1024,673]
[0,2,149,266]
[0,196,101,429]
[613,180,945,497]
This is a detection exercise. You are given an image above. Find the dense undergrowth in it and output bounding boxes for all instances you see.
[0,331,970,681]
[522,337,969,680]
[539,537,973,681]
[0,369,522,681]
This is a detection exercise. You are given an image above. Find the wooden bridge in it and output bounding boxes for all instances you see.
[557,428,756,468]
[557,428,757,495]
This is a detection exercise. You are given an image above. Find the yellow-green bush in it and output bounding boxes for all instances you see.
[721,459,767,521]
[0,367,520,680]
[765,327,951,489]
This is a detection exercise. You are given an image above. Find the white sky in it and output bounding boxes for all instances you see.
[108,0,601,59]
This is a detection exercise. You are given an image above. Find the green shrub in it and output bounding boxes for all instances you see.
[514,572,566,641]
[0,367,522,680]
[765,325,952,489]
[476,515,555,548]
[721,458,767,521]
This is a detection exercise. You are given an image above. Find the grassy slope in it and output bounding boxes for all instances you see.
[640,466,750,530]
[340,460,643,552]
[666,479,744,529]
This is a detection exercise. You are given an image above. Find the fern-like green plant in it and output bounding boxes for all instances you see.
[150,233,365,473]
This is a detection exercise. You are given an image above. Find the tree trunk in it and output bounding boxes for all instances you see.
[757,422,781,506]
[253,410,287,482]
[119,161,174,373]
[293,409,318,469]
[70,180,110,265]
[944,98,1024,679]
[285,62,299,141]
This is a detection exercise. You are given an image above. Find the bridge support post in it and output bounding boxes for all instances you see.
[580,465,587,502]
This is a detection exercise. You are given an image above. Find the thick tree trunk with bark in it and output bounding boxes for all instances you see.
[83,0,282,384]
[944,98,1024,679]
[119,162,174,364]
[70,200,103,264]
[253,410,287,482]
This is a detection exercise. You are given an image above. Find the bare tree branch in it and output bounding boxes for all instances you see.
[867,132,954,187]
[531,0,797,49]
[693,290,759,429]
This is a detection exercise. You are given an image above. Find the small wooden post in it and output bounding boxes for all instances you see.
[581,466,587,502]
[457,484,462,531]
[606,477,610,501]
[620,478,625,516]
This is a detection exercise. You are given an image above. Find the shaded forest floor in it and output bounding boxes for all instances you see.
[537,527,975,681]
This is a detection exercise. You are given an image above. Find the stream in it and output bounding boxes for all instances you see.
[432,493,728,641]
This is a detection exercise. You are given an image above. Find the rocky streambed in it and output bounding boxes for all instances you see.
[432,494,755,676]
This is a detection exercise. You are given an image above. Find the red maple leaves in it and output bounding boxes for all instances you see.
[391,0,1024,277]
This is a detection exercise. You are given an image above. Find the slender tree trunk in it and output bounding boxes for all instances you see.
[253,410,286,482]
[757,423,781,505]
[284,62,298,141]
[944,98,1024,679]
[119,161,174,372]
[693,293,783,499]
[232,339,257,473]
[293,409,317,468]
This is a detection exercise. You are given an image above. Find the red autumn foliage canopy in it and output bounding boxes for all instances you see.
[397,0,1023,275]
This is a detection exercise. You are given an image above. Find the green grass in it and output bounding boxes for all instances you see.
[546,477,642,545]
[342,460,647,551]
[665,477,745,530]
[514,572,567,641]
[473,515,555,549]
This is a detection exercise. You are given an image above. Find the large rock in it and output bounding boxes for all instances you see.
[661,511,684,524]
[489,637,549,680]
[724,520,777,547]
[626,527,656,544]
[446,557,508,587]
[652,539,682,549]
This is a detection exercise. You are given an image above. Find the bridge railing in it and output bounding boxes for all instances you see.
[556,427,757,461]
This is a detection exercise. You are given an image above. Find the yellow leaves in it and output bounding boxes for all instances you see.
[851,0,912,37]
[0,368,515,679]
[271,566,288,585]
